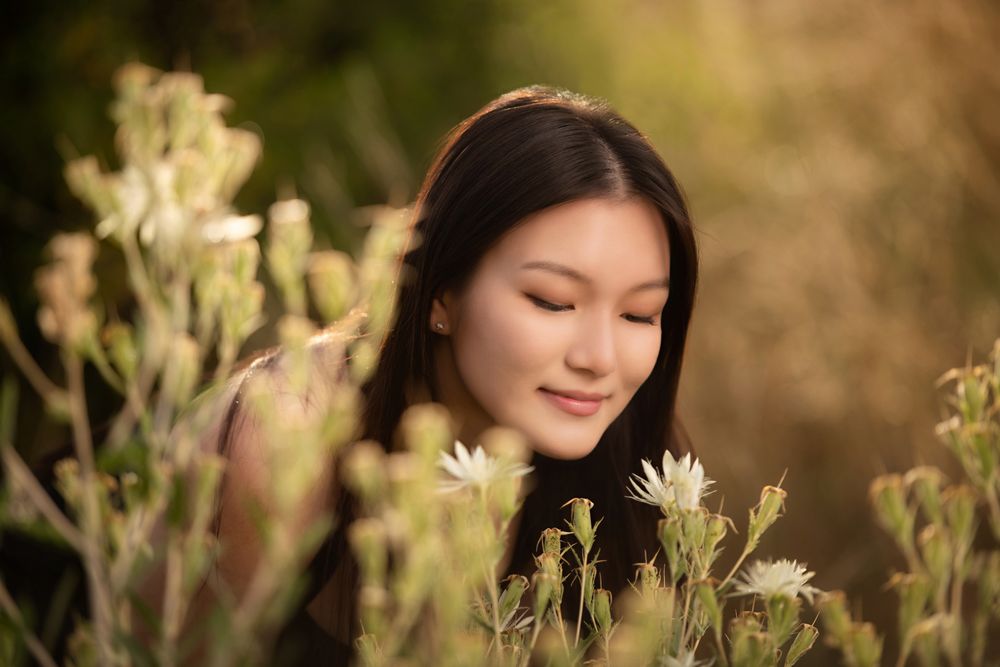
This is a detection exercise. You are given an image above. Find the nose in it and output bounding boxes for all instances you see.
[565,312,617,378]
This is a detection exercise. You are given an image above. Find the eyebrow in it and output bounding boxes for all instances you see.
[520,260,669,292]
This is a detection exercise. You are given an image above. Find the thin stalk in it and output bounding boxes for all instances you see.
[158,531,185,667]
[574,553,588,647]
[678,576,696,649]
[484,558,504,655]
[0,578,59,667]
[65,353,115,665]
[86,343,125,394]
[0,310,66,405]
[0,446,85,551]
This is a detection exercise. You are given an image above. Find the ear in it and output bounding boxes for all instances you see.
[429,289,453,335]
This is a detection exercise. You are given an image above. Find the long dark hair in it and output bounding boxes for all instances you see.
[225,86,698,656]
[359,86,697,621]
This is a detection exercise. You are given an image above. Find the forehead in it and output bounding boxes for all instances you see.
[482,197,670,286]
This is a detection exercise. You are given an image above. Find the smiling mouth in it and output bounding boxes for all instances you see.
[538,388,604,417]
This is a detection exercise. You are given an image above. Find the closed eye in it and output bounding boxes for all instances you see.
[527,294,659,325]
[625,314,658,325]
[526,294,572,312]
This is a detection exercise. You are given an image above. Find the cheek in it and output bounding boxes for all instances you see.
[452,290,557,399]
[619,329,663,391]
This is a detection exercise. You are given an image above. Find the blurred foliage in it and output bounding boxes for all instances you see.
[2,1,999,664]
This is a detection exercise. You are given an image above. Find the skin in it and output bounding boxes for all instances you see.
[429,196,671,461]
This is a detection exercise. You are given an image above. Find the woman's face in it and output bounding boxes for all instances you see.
[430,196,671,460]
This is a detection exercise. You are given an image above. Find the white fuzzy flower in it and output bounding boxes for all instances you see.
[626,451,713,513]
[735,558,821,604]
[661,651,713,667]
[438,440,533,492]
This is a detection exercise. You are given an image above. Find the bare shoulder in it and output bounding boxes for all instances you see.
[215,336,350,596]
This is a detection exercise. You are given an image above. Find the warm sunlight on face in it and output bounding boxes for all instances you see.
[431,197,671,460]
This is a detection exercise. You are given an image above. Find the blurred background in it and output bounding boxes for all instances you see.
[2,0,999,662]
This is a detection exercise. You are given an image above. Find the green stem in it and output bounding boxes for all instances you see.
[574,552,589,647]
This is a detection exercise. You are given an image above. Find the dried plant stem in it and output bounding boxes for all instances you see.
[65,353,115,665]
[0,310,65,405]
[159,532,186,667]
[0,578,59,667]
[0,446,85,551]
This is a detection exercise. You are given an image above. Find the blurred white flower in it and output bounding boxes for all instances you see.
[626,451,713,512]
[735,558,820,603]
[661,651,713,667]
[201,212,263,244]
[438,440,533,492]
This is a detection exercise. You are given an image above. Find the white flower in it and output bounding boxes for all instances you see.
[661,651,713,667]
[735,558,821,604]
[626,451,713,513]
[200,212,263,243]
[438,440,533,492]
[666,453,711,511]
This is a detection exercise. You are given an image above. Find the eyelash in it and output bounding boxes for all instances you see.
[526,295,658,326]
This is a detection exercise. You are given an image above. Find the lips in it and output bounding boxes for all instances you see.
[539,388,606,417]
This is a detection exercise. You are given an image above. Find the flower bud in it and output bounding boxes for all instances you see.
[904,466,945,526]
[658,517,684,584]
[730,620,773,666]
[748,485,787,550]
[582,562,597,613]
[703,513,732,562]
[267,198,313,315]
[942,484,976,556]
[681,507,707,554]
[766,593,800,647]
[564,497,596,555]
[917,524,951,588]
[498,574,529,625]
[540,527,563,558]
[869,474,914,550]
[308,250,356,323]
[277,315,316,394]
[816,590,851,646]
[400,403,453,466]
[535,551,563,604]
[532,572,556,623]
[355,632,381,667]
[592,588,613,635]
[849,622,883,667]
[785,623,819,666]
[887,572,930,653]
[694,579,722,634]
[65,156,114,219]
[162,332,199,406]
[101,322,138,382]
[635,562,660,597]
[342,441,386,506]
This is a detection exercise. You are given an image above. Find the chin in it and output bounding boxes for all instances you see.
[529,433,602,461]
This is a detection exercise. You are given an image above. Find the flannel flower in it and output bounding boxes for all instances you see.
[626,451,714,513]
[438,440,533,492]
[735,558,821,604]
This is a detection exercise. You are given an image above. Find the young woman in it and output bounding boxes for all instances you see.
[210,85,698,664]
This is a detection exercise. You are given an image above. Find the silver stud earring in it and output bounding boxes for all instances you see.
[434,322,445,331]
